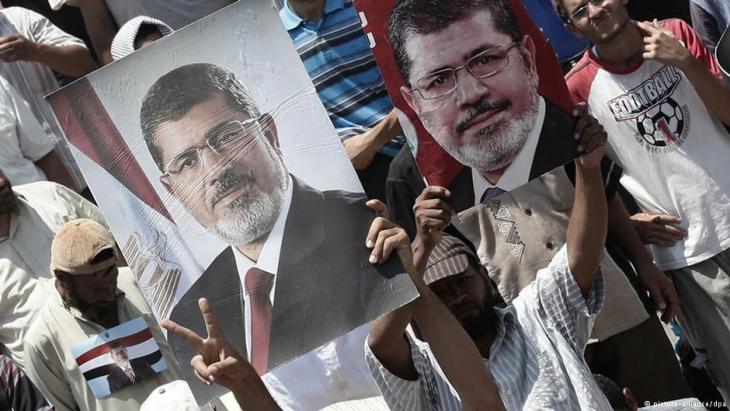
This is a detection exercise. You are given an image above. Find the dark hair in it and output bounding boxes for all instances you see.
[593,374,631,411]
[140,63,261,170]
[134,23,162,50]
[551,0,571,23]
[91,248,116,265]
[388,0,522,84]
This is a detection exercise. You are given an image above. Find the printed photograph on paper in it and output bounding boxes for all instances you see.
[48,0,417,403]
[355,0,580,211]
[70,317,168,398]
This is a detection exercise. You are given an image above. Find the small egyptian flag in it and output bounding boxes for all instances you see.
[71,317,168,398]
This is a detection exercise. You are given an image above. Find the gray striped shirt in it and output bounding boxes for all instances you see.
[367,246,613,410]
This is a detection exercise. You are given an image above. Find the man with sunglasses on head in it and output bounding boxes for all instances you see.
[556,0,730,402]
[138,63,413,398]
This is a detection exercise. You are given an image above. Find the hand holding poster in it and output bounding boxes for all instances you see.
[355,0,580,211]
[47,0,417,404]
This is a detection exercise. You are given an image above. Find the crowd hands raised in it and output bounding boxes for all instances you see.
[2,0,730,410]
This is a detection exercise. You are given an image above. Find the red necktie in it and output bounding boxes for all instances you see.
[481,187,507,204]
[245,267,274,375]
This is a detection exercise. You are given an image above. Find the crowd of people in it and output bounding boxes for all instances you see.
[1,0,729,410]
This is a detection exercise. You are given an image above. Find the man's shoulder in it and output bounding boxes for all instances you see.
[0,7,43,26]
[24,302,60,350]
[15,181,69,200]
[564,53,602,101]
[657,18,694,37]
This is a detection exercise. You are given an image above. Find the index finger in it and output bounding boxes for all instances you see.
[655,214,682,225]
[198,298,222,340]
[416,186,450,202]
[161,318,205,351]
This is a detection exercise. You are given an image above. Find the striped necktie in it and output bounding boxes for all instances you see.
[245,267,275,375]
[480,187,507,204]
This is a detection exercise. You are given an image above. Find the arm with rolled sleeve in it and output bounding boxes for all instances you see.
[23,8,96,77]
[366,332,462,411]
[530,246,605,352]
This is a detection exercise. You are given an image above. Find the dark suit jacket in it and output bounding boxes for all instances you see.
[387,100,582,234]
[106,358,155,393]
[168,177,415,401]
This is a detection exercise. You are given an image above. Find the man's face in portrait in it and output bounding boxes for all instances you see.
[110,346,129,365]
[153,93,288,245]
[401,10,541,174]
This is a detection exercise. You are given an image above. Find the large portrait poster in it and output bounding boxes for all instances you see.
[47,0,417,403]
[354,0,580,211]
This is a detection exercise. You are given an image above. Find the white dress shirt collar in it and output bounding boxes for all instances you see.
[472,97,546,205]
[232,174,294,359]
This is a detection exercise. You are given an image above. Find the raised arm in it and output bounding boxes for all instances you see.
[76,0,119,64]
[367,196,504,411]
[567,104,608,298]
[637,20,730,126]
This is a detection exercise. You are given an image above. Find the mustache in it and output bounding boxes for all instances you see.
[455,99,511,134]
[451,301,483,318]
[209,166,254,208]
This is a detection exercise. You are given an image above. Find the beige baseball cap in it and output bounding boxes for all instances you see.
[423,234,478,285]
[50,219,117,275]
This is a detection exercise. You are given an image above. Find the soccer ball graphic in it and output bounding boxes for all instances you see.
[636,98,684,146]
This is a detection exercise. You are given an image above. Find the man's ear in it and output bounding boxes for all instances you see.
[521,34,539,74]
[401,85,420,116]
[259,113,282,156]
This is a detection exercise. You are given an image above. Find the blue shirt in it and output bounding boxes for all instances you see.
[522,0,589,63]
[280,0,403,157]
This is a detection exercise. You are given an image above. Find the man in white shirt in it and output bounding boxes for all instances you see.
[0,4,96,192]
[0,75,74,188]
[0,166,105,368]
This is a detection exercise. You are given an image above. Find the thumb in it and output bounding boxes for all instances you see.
[365,199,389,218]
[649,284,667,312]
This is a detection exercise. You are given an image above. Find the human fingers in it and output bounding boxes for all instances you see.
[191,355,215,385]
[366,216,396,250]
[365,199,389,219]
[198,298,222,340]
[370,226,405,263]
[160,319,205,351]
[635,20,658,36]
[575,121,603,152]
[653,214,683,226]
[415,186,450,203]
[662,285,680,323]
[415,208,451,231]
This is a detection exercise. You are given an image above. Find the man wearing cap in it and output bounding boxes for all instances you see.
[0,168,104,369]
[367,134,615,410]
[109,16,173,61]
[22,218,180,411]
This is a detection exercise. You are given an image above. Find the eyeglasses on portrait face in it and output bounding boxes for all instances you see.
[569,0,607,22]
[161,118,263,184]
[413,42,520,100]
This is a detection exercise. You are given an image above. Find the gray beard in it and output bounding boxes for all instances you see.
[211,162,288,246]
[443,82,540,174]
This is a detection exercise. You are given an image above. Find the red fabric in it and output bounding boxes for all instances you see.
[46,78,173,222]
[566,18,723,104]
[353,0,572,189]
[74,328,154,366]
[245,267,274,375]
